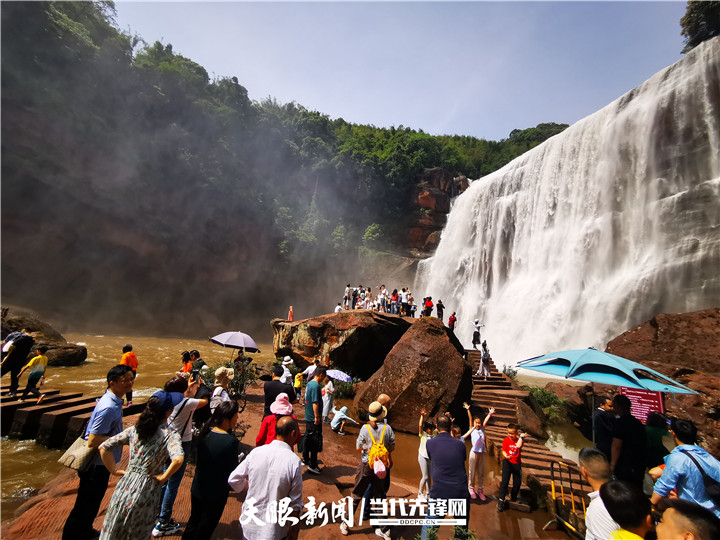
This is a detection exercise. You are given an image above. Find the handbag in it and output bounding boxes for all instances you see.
[58,436,98,472]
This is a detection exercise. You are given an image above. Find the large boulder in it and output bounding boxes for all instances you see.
[1,309,87,366]
[353,317,473,433]
[272,311,412,379]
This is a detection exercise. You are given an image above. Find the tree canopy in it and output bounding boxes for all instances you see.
[1,1,568,334]
[680,1,720,53]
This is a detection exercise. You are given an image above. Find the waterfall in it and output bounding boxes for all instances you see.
[416,37,720,368]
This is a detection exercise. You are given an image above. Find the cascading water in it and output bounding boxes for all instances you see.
[416,37,720,368]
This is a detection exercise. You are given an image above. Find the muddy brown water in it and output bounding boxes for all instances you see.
[2,333,589,535]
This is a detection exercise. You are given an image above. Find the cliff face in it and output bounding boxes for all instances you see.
[607,308,720,456]
[406,168,468,253]
[606,308,720,375]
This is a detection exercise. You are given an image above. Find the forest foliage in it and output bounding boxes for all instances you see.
[1,1,567,332]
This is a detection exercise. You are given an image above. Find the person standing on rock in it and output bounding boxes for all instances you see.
[436,300,445,321]
[62,364,135,540]
[472,320,485,350]
[119,344,138,406]
[448,312,457,332]
[1,328,35,396]
[303,366,326,474]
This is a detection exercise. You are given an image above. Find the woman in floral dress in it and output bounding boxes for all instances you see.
[98,390,185,540]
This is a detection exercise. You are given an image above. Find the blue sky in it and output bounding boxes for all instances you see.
[113,1,687,141]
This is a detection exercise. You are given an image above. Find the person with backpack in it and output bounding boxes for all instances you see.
[340,401,395,539]
[651,418,720,518]
[475,341,492,379]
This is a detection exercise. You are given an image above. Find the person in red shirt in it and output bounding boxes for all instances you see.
[448,312,457,332]
[498,423,526,511]
[256,393,298,450]
[119,344,138,406]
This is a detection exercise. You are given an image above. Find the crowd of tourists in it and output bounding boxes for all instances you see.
[4,328,720,540]
[336,284,448,322]
[580,396,720,540]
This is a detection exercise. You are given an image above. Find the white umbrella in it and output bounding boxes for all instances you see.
[326,369,351,382]
[209,331,260,353]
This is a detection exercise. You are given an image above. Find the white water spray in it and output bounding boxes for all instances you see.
[417,38,720,368]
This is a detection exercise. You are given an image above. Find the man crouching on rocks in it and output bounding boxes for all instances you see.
[340,401,395,539]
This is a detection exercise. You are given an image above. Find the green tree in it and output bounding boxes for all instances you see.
[362,223,385,250]
[680,1,720,53]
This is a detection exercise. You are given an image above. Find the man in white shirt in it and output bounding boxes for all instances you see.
[578,447,619,540]
[334,303,343,313]
[229,416,303,540]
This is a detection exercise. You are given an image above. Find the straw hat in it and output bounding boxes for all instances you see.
[282,356,293,366]
[368,401,387,422]
[215,366,234,387]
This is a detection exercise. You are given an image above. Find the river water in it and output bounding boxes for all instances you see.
[1,333,280,522]
[1,334,591,525]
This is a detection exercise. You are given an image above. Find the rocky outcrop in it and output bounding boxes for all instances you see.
[606,308,720,376]
[407,167,469,253]
[353,317,473,433]
[1,309,87,366]
[272,311,412,379]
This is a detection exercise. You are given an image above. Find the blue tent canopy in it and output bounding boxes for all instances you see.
[518,348,698,394]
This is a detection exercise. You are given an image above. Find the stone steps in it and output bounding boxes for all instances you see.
[466,349,591,513]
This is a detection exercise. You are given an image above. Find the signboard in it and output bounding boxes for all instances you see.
[618,386,664,425]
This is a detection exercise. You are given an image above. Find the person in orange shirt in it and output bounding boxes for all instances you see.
[119,344,138,406]
[180,350,193,374]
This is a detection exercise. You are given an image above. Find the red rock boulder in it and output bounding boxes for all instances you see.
[353,317,473,433]
[272,311,412,379]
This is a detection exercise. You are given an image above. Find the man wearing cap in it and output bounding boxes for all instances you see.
[280,356,293,385]
[230,416,303,540]
[420,414,469,539]
[63,364,135,540]
[264,365,297,418]
[340,401,395,539]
